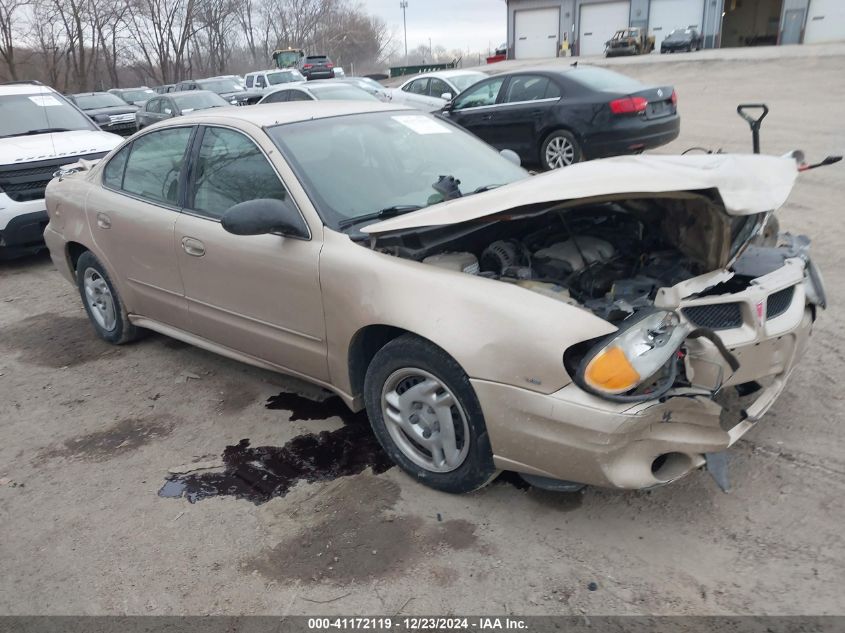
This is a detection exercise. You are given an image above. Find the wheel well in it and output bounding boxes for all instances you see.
[348,325,411,398]
[539,126,581,162]
[66,242,89,273]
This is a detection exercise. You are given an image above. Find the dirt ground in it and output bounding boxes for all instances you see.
[2,49,844,616]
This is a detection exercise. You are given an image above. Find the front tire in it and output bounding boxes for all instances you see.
[364,335,496,494]
[541,130,582,170]
[76,251,140,344]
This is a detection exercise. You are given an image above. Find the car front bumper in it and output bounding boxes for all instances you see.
[0,207,49,259]
[475,264,816,490]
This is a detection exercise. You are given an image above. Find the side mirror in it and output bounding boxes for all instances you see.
[221,198,309,238]
[500,149,521,167]
[440,92,453,101]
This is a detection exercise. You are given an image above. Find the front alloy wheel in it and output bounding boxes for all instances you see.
[381,367,470,472]
[364,334,497,493]
[83,268,117,332]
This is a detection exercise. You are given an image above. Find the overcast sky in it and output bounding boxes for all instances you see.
[360,0,506,55]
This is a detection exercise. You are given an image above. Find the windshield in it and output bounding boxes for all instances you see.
[119,89,155,103]
[306,56,329,63]
[309,85,378,101]
[173,92,228,111]
[666,30,691,41]
[356,78,384,91]
[0,92,95,138]
[267,111,526,230]
[74,93,128,109]
[268,71,303,85]
[274,51,301,67]
[198,79,241,94]
[566,67,644,93]
[449,73,485,92]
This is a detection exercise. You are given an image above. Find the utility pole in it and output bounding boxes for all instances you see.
[400,1,409,63]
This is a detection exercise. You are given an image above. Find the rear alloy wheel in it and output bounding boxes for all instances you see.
[76,251,140,344]
[542,130,581,169]
[364,334,497,493]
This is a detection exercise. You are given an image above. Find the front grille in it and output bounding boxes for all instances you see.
[108,113,136,124]
[682,303,743,330]
[767,286,795,320]
[103,121,136,136]
[0,151,107,202]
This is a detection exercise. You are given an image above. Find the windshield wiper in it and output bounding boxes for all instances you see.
[472,184,502,194]
[338,205,422,230]
[1,127,73,138]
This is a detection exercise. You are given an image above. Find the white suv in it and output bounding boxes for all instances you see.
[0,81,123,259]
[244,69,306,93]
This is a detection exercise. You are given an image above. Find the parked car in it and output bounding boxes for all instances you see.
[258,83,379,104]
[0,81,121,259]
[244,69,306,93]
[333,66,346,78]
[176,77,262,106]
[389,70,487,111]
[68,92,139,137]
[605,27,655,56]
[661,28,702,53]
[108,86,156,106]
[153,84,178,94]
[440,66,679,170]
[43,101,823,495]
[328,77,390,102]
[298,54,336,80]
[135,90,229,129]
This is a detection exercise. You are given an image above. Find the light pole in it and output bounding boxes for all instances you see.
[400,1,409,64]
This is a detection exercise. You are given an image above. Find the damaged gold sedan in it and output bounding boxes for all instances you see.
[43,102,826,493]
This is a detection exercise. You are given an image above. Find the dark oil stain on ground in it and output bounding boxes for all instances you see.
[158,392,393,505]
[249,476,480,583]
[36,414,176,464]
[0,313,123,368]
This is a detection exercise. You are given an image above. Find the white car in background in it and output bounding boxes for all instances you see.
[244,69,306,94]
[389,70,487,110]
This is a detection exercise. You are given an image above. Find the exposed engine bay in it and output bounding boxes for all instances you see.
[374,196,767,325]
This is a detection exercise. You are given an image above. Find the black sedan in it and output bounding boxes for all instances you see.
[135,90,229,130]
[440,66,679,170]
[661,29,702,53]
[175,76,263,106]
[68,92,139,137]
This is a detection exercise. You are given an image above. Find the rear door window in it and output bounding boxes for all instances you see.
[503,76,555,103]
[122,127,193,206]
[245,75,254,88]
[407,79,429,95]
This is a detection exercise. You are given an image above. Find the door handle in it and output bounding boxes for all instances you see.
[181,236,206,257]
[96,212,111,229]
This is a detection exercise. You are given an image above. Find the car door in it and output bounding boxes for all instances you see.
[85,126,194,329]
[490,74,562,158]
[428,77,454,102]
[398,78,442,110]
[442,76,507,144]
[254,75,268,92]
[174,124,328,380]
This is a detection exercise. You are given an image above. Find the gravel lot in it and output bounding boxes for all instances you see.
[1,47,844,616]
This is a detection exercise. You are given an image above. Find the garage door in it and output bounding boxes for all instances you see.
[804,0,845,44]
[579,1,631,57]
[515,7,561,59]
[649,0,705,49]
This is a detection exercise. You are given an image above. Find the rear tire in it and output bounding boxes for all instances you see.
[76,251,140,345]
[541,130,582,170]
[363,334,497,494]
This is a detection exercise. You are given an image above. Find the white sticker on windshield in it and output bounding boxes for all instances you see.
[392,115,452,135]
[28,95,63,107]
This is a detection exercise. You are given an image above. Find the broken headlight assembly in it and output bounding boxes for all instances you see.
[574,310,691,402]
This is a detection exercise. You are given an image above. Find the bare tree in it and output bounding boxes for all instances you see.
[0,0,28,80]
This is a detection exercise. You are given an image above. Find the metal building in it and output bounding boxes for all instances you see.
[505,0,845,58]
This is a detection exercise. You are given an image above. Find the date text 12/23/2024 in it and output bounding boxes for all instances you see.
[308,618,528,630]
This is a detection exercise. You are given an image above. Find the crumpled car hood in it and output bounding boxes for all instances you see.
[362,154,798,235]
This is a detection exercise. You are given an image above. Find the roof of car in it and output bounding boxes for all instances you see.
[177,101,412,127]
[163,90,220,98]
[405,69,486,81]
[72,91,110,97]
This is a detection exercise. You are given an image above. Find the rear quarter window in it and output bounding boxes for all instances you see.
[103,144,131,190]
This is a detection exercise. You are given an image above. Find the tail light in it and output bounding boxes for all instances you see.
[609,96,648,115]
[671,90,678,105]
[326,63,334,68]
[303,64,313,69]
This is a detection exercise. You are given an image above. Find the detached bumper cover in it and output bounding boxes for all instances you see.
[477,267,816,489]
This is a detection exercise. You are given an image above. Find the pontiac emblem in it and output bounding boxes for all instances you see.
[657,89,664,98]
